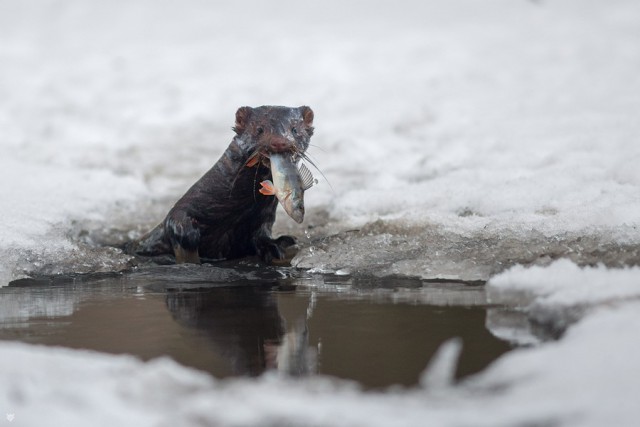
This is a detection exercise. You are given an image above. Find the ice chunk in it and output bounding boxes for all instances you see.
[420,337,463,389]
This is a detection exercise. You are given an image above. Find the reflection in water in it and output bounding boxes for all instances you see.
[164,286,514,387]
[0,285,80,324]
[486,307,541,346]
[166,288,317,377]
[271,319,317,376]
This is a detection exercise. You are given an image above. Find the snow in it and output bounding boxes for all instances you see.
[488,259,640,308]
[2,0,640,425]
[465,302,640,427]
[488,259,640,333]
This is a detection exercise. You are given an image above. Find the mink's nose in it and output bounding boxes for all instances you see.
[267,135,293,153]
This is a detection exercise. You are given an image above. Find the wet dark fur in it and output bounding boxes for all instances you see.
[127,105,314,263]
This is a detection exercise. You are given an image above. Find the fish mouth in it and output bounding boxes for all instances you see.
[285,198,305,224]
[286,206,305,224]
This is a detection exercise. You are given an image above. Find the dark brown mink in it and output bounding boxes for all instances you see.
[126,105,315,264]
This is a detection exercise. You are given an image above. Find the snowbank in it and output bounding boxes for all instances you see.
[0,155,148,285]
[489,259,640,308]
[488,259,640,331]
[466,301,640,427]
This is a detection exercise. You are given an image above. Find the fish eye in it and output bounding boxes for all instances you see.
[291,127,298,135]
[257,127,264,135]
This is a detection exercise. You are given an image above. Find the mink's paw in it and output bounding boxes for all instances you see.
[257,235,298,263]
[165,211,201,264]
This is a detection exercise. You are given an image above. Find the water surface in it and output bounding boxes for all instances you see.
[1,265,514,389]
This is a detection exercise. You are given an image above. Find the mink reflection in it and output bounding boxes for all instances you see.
[165,287,316,377]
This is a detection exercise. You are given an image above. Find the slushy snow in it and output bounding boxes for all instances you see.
[1,0,640,425]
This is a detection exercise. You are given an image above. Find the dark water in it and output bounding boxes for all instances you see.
[0,264,513,389]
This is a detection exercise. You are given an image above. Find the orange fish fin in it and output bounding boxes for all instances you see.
[246,153,260,168]
[259,180,275,195]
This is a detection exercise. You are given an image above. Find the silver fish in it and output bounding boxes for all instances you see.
[259,154,315,223]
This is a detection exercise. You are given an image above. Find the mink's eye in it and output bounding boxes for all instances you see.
[257,127,264,135]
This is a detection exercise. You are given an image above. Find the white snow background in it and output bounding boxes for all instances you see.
[1,0,640,425]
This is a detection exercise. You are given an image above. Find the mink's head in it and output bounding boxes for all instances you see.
[233,106,314,158]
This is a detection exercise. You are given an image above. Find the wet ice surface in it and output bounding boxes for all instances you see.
[289,214,640,282]
[1,266,513,390]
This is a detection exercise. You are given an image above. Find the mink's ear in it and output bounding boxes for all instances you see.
[299,106,314,125]
[233,106,253,134]
[299,106,314,136]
